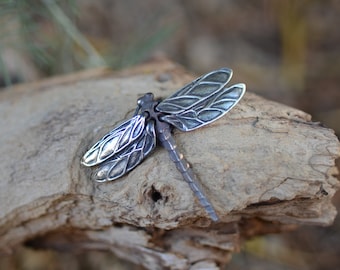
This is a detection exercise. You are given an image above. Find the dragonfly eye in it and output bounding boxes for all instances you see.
[145,92,154,100]
[137,93,154,106]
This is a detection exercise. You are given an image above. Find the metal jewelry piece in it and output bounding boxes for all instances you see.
[81,68,246,221]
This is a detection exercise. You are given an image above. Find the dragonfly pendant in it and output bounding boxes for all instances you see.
[81,68,246,221]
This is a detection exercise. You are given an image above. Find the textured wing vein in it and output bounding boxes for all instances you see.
[156,68,233,114]
[81,115,145,166]
[93,120,156,182]
[160,83,246,131]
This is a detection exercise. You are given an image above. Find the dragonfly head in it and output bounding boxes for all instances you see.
[137,93,157,115]
[137,93,154,107]
[136,92,163,121]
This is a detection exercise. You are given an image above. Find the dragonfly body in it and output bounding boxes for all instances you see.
[81,68,246,221]
[156,120,219,221]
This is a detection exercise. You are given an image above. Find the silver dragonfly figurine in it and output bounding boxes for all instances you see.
[81,68,246,221]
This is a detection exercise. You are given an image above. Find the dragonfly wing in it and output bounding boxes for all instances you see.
[81,115,146,166]
[93,120,156,182]
[156,68,233,114]
[160,83,246,131]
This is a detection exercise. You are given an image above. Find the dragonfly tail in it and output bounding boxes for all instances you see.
[157,122,219,222]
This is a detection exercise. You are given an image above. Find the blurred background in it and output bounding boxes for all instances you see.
[0,0,339,269]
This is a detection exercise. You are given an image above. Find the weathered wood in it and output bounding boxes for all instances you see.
[0,58,339,270]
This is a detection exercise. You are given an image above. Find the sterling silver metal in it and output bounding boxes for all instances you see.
[81,68,246,221]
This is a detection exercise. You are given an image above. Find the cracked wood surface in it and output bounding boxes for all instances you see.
[0,58,339,270]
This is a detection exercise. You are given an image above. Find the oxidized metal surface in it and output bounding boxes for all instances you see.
[81,68,246,221]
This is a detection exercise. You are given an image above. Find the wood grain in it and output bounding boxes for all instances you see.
[0,58,339,269]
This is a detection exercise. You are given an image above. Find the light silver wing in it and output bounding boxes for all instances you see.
[157,68,246,131]
[156,68,233,114]
[93,120,156,182]
[81,115,145,167]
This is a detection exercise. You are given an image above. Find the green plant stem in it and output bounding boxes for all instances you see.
[42,0,106,68]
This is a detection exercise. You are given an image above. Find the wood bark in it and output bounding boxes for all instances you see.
[0,58,339,270]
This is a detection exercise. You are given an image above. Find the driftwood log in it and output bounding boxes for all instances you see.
[0,58,339,270]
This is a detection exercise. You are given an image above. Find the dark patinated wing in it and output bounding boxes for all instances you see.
[93,120,156,182]
[160,83,246,131]
[156,68,246,131]
[81,115,145,167]
[156,68,233,114]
